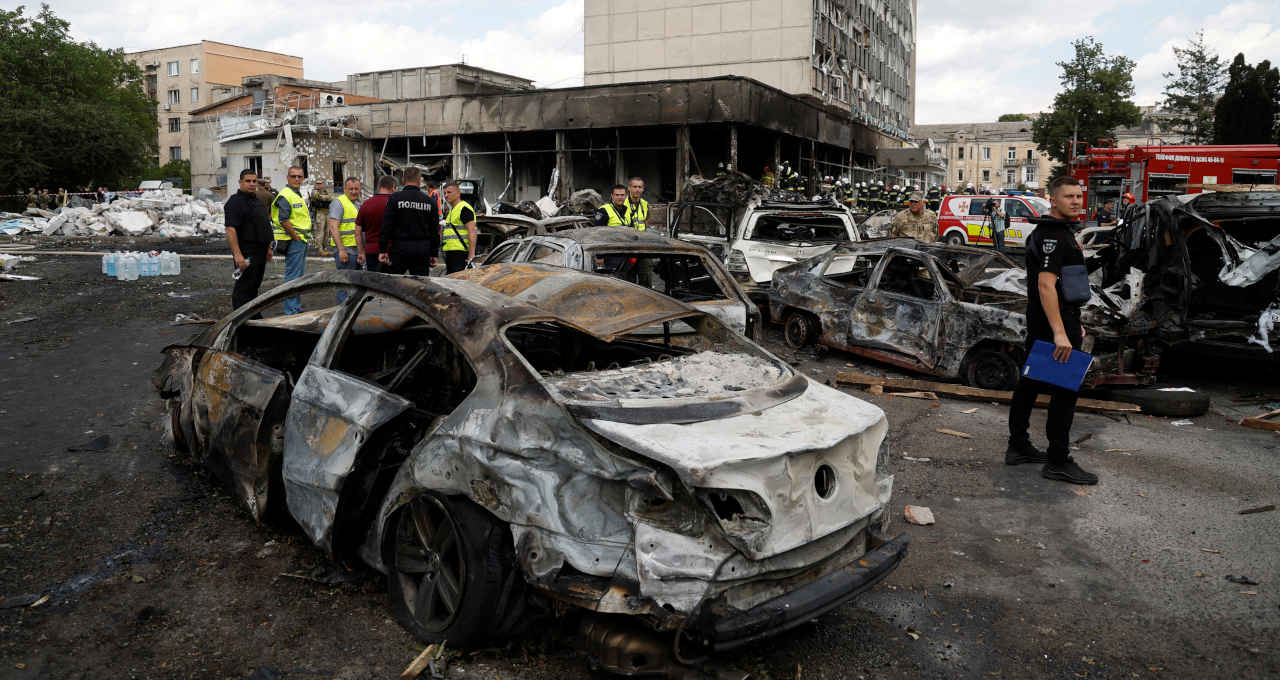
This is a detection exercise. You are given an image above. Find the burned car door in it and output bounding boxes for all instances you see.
[282,293,480,554]
[850,253,944,368]
[180,298,349,520]
[670,202,733,260]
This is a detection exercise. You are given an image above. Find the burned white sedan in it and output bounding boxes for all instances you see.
[155,265,904,671]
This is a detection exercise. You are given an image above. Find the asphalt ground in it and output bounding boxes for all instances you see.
[0,239,1276,679]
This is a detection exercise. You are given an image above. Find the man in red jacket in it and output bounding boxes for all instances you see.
[357,175,397,271]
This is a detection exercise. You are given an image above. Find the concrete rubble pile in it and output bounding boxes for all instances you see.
[681,171,765,205]
[557,189,604,217]
[2,190,224,239]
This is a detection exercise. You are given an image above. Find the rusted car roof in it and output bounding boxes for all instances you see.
[449,263,698,340]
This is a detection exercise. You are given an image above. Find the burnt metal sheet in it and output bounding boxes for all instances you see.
[450,263,698,340]
[190,350,288,520]
[283,365,412,551]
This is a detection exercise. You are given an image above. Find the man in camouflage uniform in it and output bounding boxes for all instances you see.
[310,180,334,256]
[887,191,939,242]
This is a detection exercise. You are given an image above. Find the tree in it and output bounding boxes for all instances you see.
[1214,54,1280,144]
[1032,37,1142,176]
[998,113,1030,122]
[0,5,156,193]
[1160,30,1225,144]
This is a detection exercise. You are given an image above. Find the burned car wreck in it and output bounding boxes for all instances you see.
[770,239,1029,389]
[154,266,905,672]
[1087,190,1280,355]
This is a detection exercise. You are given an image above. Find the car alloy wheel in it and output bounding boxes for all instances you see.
[394,494,466,633]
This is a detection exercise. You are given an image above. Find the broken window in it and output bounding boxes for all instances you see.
[296,156,309,178]
[590,253,729,302]
[484,241,523,264]
[528,243,563,265]
[167,60,179,76]
[246,156,263,177]
[823,253,883,288]
[226,287,353,383]
[332,161,345,188]
[749,214,850,245]
[168,117,181,133]
[878,255,937,300]
[330,295,476,414]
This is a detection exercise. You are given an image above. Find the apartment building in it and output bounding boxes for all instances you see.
[583,0,916,143]
[910,122,1054,191]
[125,41,303,167]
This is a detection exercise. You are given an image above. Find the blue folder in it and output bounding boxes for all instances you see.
[1021,340,1093,391]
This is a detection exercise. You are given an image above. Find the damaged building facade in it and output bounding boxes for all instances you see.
[191,75,876,207]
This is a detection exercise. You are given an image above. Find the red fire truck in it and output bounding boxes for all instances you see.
[1069,141,1280,217]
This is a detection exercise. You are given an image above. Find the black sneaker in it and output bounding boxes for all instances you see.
[1041,457,1099,485]
[1005,439,1049,465]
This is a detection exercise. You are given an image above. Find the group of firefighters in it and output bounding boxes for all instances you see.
[762,163,946,212]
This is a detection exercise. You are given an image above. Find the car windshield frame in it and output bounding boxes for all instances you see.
[745,212,853,246]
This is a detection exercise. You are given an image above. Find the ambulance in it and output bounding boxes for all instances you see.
[935,194,1051,248]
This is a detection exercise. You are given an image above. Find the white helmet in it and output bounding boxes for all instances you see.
[893,184,900,190]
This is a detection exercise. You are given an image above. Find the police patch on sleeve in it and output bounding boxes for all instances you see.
[1042,238,1057,254]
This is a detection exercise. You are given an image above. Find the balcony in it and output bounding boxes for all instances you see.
[1002,157,1019,168]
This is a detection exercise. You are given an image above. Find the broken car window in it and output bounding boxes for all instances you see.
[529,243,564,265]
[749,214,850,245]
[591,253,729,302]
[877,255,938,300]
[485,240,524,264]
[823,253,882,288]
[229,285,355,383]
[330,294,476,412]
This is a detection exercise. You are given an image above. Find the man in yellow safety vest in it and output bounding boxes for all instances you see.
[270,165,312,314]
[625,177,649,231]
[441,181,477,274]
[593,185,632,227]
[328,177,365,302]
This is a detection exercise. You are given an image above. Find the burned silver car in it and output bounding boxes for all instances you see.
[770,239,1028,389]
[478,226,761,338]
[154,266,904,668]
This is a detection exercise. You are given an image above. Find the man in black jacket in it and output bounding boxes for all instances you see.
[224,169,274,309]
[1006,175,1098,485]
[378,167,439,275]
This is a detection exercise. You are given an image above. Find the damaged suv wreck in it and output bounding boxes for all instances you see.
[154,266,905,669]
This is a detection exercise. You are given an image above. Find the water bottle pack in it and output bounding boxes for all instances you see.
[102,251,181,281]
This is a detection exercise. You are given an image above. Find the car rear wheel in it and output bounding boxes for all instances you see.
[783,310,818,349]
[388,493,523,647]
[964,347,1020,390]
[945,231,966,246]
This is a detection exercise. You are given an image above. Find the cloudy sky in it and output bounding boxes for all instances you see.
[40,0,1280,124]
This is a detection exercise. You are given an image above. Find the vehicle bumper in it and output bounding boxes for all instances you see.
[696,532,909,651]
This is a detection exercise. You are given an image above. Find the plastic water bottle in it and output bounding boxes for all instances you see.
[163,251,181,276]
[105,252,118,277]
[101,252,111,275]
[117,252,139,281]
[147,251,160,277]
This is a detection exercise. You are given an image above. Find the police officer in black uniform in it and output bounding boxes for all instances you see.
[378,167,440,276]
[1007,175,1098,485]
[223,169,275,309]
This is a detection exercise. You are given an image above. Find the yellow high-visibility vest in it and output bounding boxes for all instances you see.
[602,203,630,227]
[270,186,312,241]
[335,194,359,247]
[442,200,474,252]
[626,198,648,231]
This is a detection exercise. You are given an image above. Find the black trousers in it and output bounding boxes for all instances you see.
[384,253,432,276]
[444,250,467,274]
[231,241,270,309]
[1008,322,1083,464]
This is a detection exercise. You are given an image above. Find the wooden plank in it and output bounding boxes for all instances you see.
[1240,408,1280,432]
[834,371,1142,414]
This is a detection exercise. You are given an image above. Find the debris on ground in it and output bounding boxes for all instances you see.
[1,190,224,238]
[1238,504,1276,515]
[1240,408,1280,432]
[904,505,935,525]
[680,171,765,205]
[1171,419,1194,426]
[835,371,1142,414]
[559,188,604,217]
[7,316,37,324]
[1225,575,1259,585]
[66,434,112,452]
[936,428,973,439]
[399,643,443,680]
[0,594,44,609]
[890,391,939,400]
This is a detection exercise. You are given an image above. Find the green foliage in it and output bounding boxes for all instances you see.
[997,113,1030,122]
[0,4,156,193]
[1213,54,1280,144]
[1161,31,1226,144]
[1032,37,1143,177]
